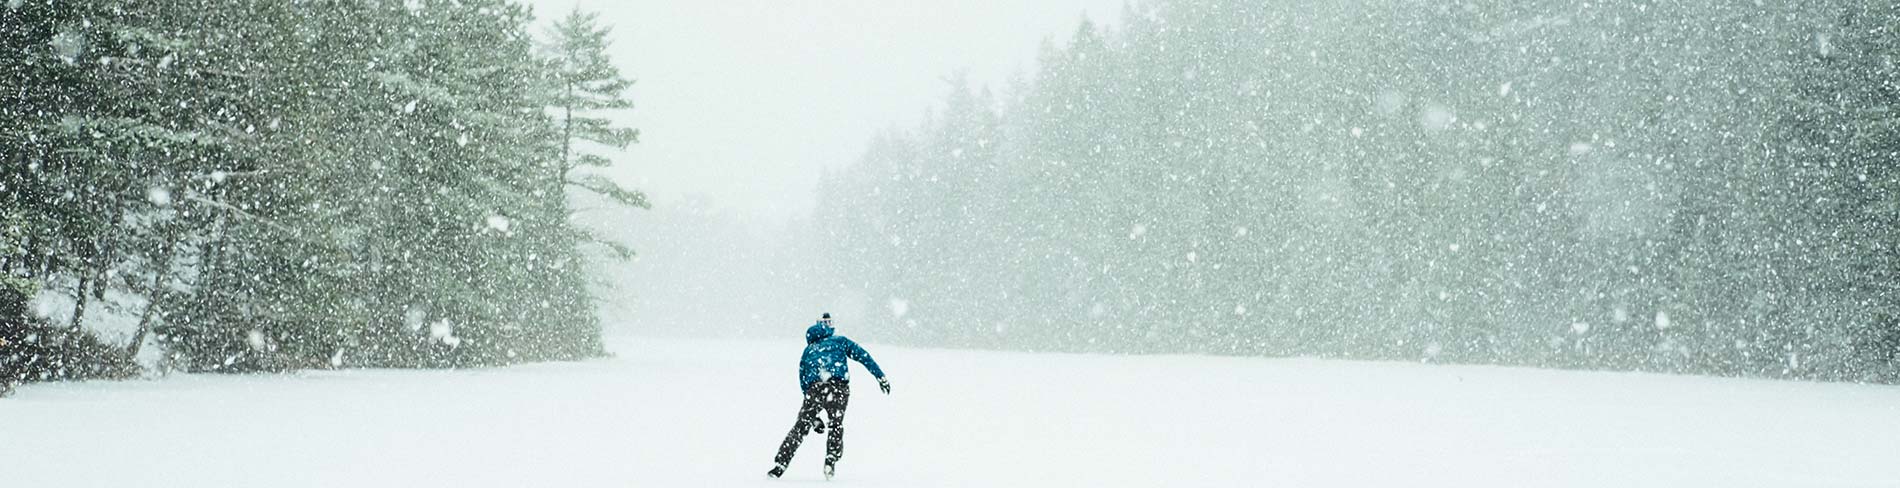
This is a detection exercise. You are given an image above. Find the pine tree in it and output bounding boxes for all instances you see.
[807,0,1900,382]
[1783,2,1900,380]
[546,9,649,224]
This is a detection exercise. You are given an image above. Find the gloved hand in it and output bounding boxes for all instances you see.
[877,377,891,394]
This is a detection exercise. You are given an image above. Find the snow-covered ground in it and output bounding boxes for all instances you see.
[4,336,1898,488]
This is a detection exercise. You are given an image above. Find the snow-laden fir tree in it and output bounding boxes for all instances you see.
[546,7,650,242]
[4,0,635,380]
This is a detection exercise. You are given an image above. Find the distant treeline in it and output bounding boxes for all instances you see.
[2,0,644,388]
[813,0,1900,382]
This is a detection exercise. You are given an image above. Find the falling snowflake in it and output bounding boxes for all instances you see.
[147,186,173,206]
[51,28,85,63]
[429,319,458,347]
[1420,103,1455,131]
[888,297,909,318]
[485,214,512,234]
[404,308,427,332]
[32,296,54,319]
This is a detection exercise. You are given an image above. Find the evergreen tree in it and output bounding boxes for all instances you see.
[546,8,649,220]
[810,0,1900,383]
[6,0,636,381]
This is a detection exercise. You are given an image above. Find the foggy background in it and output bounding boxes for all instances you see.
[523,0,1127,218]
[550,0,1900,384]
[7,1,1899,484]
[521,0,1129,337]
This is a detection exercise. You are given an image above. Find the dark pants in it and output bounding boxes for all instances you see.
[775,378,850,466]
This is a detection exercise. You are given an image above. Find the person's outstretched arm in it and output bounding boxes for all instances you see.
[843,339,890,394]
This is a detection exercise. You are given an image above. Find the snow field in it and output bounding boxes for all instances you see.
[3,336,1898,487]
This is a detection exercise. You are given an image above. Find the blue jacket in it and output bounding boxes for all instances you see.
[798,321,885,392]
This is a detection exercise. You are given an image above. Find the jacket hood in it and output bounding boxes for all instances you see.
[805,322,835,344]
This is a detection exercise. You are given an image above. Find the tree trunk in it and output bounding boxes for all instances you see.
[560,81,575,171]
[185,210,232,356]
[62,272,92,373]
[67,274,91,332]
[205,215,230,311]
[126,226,181,359]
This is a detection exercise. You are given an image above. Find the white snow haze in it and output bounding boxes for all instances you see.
[7,1,1900,488]
[524,0,1129,337]
[523,0,1127,220]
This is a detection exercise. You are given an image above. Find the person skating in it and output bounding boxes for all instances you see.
[767,313,889,480]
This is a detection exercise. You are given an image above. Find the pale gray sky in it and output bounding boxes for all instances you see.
[524,0,1126,221]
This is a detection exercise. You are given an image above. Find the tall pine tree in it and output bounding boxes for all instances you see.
[546,9,649,225]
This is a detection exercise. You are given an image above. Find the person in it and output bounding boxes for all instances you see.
[767,313,889,480]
